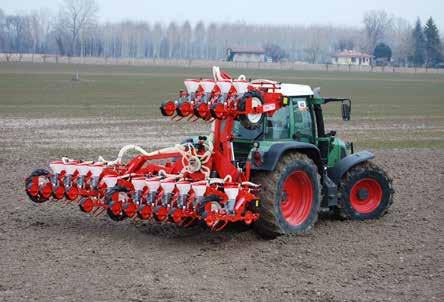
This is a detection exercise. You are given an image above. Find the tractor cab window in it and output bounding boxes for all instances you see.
[291,97,314,143]
[264,106,291,140]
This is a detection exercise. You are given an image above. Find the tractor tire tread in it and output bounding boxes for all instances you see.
[338,161,394,220]
[252,153,320,238]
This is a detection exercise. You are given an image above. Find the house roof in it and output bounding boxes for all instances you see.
[334,50,373,58]
[227,47,265,54]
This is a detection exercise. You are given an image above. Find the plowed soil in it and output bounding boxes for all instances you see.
[1,117,443,302]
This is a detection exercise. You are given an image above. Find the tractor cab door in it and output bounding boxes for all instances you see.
[264,105,291,140]
[290,97,315,144]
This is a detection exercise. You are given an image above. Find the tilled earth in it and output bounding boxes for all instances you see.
[0,118,443,302]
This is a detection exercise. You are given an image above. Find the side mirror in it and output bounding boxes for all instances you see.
[341,100,351,121]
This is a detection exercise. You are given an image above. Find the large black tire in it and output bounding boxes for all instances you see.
[252,153,321,238]
[238,91,265,130]
[338,161,394,220]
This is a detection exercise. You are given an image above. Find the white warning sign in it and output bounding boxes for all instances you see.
[297,100,307,111]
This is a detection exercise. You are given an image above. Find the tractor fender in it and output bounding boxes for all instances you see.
[327,150,375,184]
[252,142,323,172]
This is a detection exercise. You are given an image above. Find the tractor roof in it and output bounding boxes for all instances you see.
[280,84,313,96]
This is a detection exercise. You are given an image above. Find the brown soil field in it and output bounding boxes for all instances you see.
[1,117,443,302]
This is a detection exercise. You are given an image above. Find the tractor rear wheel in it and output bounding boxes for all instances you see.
[252,153,320,238]
[338,161,394,220]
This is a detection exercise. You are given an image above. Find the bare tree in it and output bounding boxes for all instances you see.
[4,15,32,54]
[1,2,435,68]
[151,22,162,59]
[192,21,205,59]
[363,10,393,53]
[304,26,331,63]
[180,21,192,59]
[166,22,179,58]
[206,23,218,59]
[29,9,53,57]
[0,9,5,51]
[57,0,98,56]
[389,18,413,66]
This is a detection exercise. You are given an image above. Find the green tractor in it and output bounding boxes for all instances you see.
[25,68,394,238]
[231,84,394,238]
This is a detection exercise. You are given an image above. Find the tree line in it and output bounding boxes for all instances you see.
[0,0,442,67]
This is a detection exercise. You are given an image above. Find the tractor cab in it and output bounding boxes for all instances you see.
[233,84,317,167]
[233,96,309,165]
[233,83,353,171]
[263,95,314,143]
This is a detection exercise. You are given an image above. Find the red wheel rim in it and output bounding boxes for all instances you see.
[195,103,209,118]
[172,209,184,224]
[65,186,79,201]
[28,177,40,196]
[211,103,226,119]
[155,207,168,221]
[123,202,137,218]
[80,198,94,213]
[161,100,176,116]
[110,201,122,216]
[53,186,65,199]
[177,102,193,117]
[138,205,152,220]
[40,182,53,199]
[280,171,313,226]
[109,192,126,215]
[350,178,382,214]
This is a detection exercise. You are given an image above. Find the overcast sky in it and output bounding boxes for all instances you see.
[1,0,443,29]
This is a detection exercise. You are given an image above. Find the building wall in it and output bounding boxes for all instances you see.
[232,53,265,63]
[333,56,371,66]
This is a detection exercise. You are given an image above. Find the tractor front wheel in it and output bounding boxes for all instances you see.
[252,153,320,238]
[338,161,394,220]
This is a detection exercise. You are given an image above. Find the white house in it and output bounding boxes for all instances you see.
[332,50,373,66]
[226,47,266,63]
